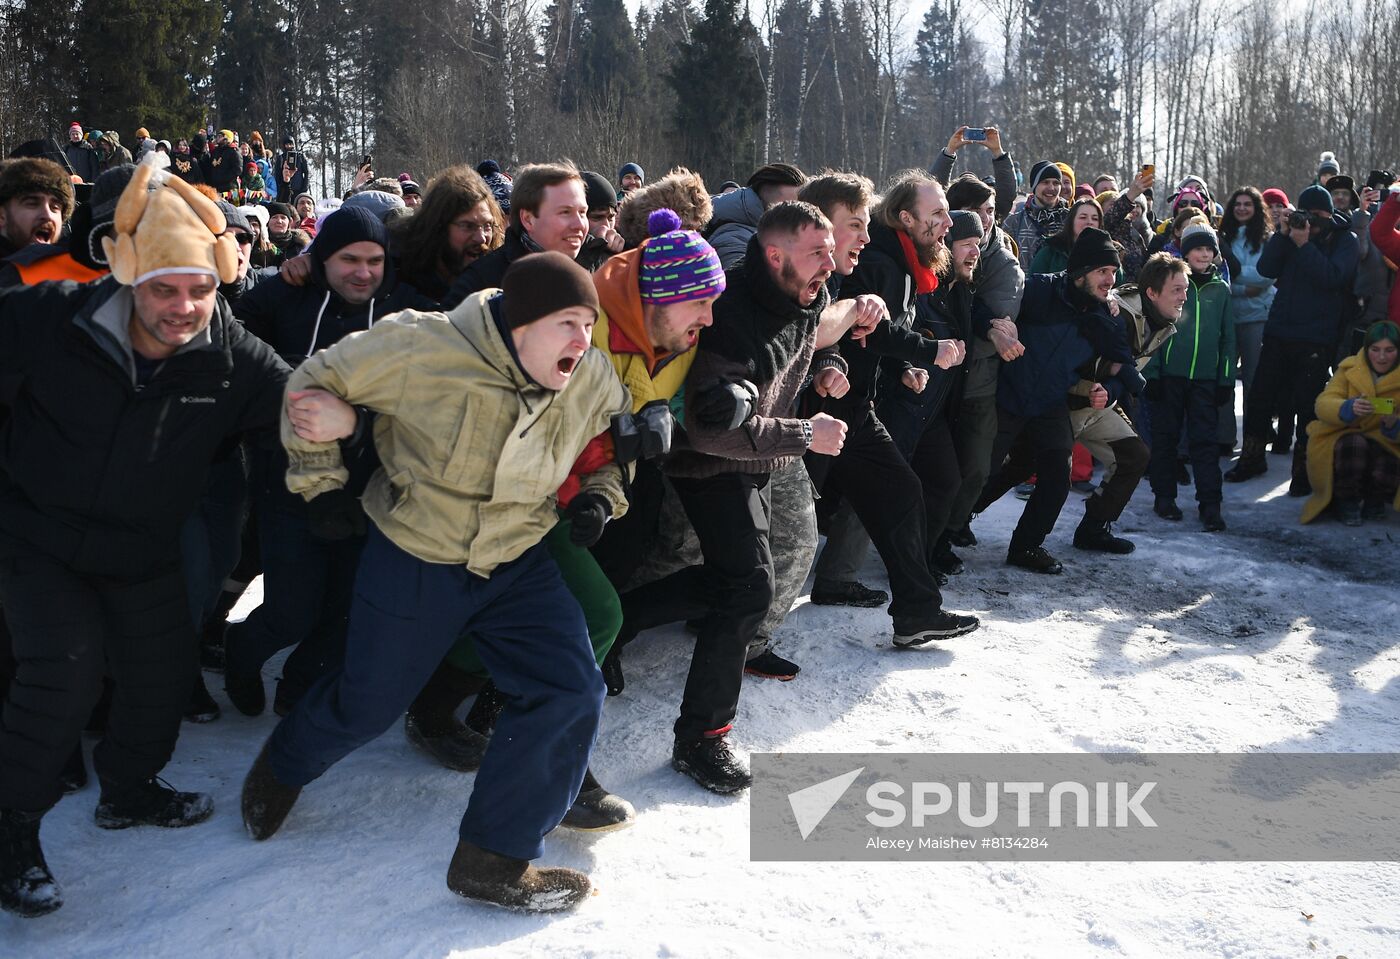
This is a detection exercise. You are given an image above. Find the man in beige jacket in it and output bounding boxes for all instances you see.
[240,251,631,913]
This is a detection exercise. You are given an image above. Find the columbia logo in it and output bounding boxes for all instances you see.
[179,396,217,404]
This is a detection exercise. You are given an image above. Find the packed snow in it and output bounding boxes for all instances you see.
[5,454,1398,958]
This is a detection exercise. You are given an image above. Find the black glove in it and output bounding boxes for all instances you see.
[565,492,612,547]
[1216,385,1234,406]
[611,399,674,463]
[691,380,759,431]
[306,488,367,541]
[1143,378,1163,402]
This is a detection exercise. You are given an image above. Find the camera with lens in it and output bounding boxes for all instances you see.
[1286,209,1311,231]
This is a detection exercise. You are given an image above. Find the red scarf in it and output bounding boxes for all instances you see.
[896,230,940,295]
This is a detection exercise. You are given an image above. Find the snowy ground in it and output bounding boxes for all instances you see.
[5,453,1399,958]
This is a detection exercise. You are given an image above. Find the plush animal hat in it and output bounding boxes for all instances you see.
[102,162,239,286]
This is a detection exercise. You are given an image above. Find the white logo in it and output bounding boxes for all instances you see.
[180,396,216,404]
[788,767,864,840]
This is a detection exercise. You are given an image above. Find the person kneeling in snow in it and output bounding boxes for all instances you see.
[240,251,631,913]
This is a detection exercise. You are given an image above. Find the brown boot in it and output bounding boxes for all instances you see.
[446,840,591,912]
[1224,436,1268,482]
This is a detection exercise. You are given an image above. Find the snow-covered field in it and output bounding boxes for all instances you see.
[5,457,1398,958]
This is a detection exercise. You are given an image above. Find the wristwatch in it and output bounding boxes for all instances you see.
[801,419,814,448]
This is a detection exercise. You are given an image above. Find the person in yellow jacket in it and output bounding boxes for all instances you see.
[1301,321,1400,525]
[240,252,633,913]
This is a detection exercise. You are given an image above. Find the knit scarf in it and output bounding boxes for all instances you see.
[896,230,940,295]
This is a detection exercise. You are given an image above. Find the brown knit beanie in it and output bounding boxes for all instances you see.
[501,252,600,329]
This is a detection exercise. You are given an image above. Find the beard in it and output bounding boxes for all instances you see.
[919,238,951,275]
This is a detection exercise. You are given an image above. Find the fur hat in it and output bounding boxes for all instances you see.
[103,163,238,286]
[0,157,76,218]
[616,167,713,248]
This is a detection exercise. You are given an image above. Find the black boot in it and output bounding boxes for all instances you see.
[58,744,87,795]
[222,633,266,718]
[601,646,625,697]
[185,670,221,724]
[0,808,61,918]
[404,662,490,772]
[1006,544,1064,574]
[948,525,977,548]
[809,580,889,607]
[464,680,506,737]
[1335,498,1363,526]
[199,586,243,672]
[446,840,590,912]
[931,534,965,576]
[672,734,752,794]
[95,778,214,830]
[241,740,302,841]
[1073,517,1135,553]
[892,609,980,647]
[1154,496,1183,520]
[1199,502,1227,532]
[561,767,636,832]
[1288,443,1311,497]
[1225,437,1268,482]
[743,649,800,680]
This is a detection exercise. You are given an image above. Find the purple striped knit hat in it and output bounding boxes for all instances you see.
[639,209,726,305]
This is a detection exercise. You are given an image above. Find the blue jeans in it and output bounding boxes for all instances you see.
[268,524,603,861]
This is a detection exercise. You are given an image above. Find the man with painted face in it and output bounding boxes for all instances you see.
[803,171,979,648]
[0,167,290,918]
[239,252,631,914]
[1002,160,1070,269]
[224,207,435,720]
[1227,184,1360,493]
[972,227,1133,574]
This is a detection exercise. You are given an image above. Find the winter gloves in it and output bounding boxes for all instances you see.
[692,380,759,431]
[307,489,367,541]
[610,400,673,463]
[566,493,612,547]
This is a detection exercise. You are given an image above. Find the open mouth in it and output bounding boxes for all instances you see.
[557,354,580,376]
[32,224,56,243]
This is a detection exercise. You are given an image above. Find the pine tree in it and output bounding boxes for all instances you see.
[577,0,644,114]
[73,0,219,139]
[668,0,764,183]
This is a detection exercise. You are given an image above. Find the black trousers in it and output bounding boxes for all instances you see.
[591,459,666,591]
[1243,335,1332,446]
[618,471,773,740]
[808,410,944,628]
[975,406,1075,550]
[0,540,195,812]
[1149,378,1224,506]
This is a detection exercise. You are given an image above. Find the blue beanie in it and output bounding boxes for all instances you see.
[618,162,644,183]
[1297,184,1334,214]
[477,159,501,176]
[312,206,388,264]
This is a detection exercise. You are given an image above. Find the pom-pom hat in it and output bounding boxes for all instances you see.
[638,208,726,305]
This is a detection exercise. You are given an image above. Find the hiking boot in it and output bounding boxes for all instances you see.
[892,610,980,648]
[1225,437,1268,482]
[1073,518,1136,554]
[446,840,590,913]
[1335,498,1363,527]
[560,768,635,832]
[404,712,490,772]
[0,808,61,918]
[1288,445,1311,497]
[1199,502,1227,532]
[241,741,302,841]
[948,525,977,548]
[810,580,888,608]
[185,672,221,724]
[95,778,214,830]
[743,650,800,681]
[1006,545,1063,574]
[1013,482,1035,500]
[58,745,87,795]
[672,734,751,794]
[1153,497,1183,521]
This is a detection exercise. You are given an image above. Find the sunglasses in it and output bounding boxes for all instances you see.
[235,232,256,245]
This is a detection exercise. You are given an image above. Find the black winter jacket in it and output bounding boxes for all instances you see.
[439,228,612,309]
[0,278,289,576]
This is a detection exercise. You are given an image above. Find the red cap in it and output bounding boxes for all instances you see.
[1261,188,1290,208]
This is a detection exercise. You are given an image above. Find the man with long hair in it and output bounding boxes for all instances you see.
[393,165,505,301]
